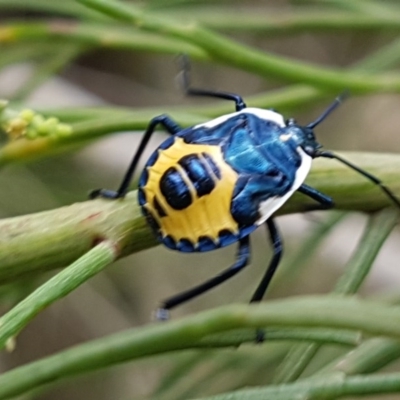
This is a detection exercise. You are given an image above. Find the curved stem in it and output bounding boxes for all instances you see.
[76,0,400,93]
[0,296,399,399]
[193,372,400,400]
[0,241,118,350]
[273,208,399,383]
[0,21,207,59]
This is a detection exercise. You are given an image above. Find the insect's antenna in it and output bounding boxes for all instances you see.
[317,150,400,209]
[307,91,349,129]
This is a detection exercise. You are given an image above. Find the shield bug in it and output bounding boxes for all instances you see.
[90,59,400,319]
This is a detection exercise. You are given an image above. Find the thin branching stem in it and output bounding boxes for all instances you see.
[0,22,206,59]
[0,241,118,350]
[273,208,400,383]
[0,296,399,399]
[76,0,400,93]
[193,371,400,400]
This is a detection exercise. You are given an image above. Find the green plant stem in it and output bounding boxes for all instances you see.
[0,0,108,20]
[317,295,400,377]
[40,84,325,123]
[158,10,400,33]
[5,12,400,54]
[195,372,400,400]
[0,111,206,166]
[7,0,400,30]
[0,43,55,71]
[0,84,322,163]
[0,153,398,283]
[351,37,400,72]
[273,208,399,383]
[0,191,155,283]
[198,327,361,348]
[319,337,400,376]
[333,209,399,294]
[273,344,321,385]
[271,211,347,289]
[0,296,398,399]
[315,0,400,16]
[0,3,399,169]
[2,25,400,166]
[0,241,117,349]
[0,22,206,59]
[76,0,400,93]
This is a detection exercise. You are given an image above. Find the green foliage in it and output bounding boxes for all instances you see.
[0,0,400,399]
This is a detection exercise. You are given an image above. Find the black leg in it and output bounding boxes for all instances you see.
[179,55,246,111]
[317,150,400,209]
[156,236,251,320]
[90,115,181,200]
[250,218,283,303]
[297,183,334,211]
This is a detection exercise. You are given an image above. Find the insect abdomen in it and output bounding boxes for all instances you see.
[139,138,244,252]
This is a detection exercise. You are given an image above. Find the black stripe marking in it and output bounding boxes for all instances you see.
[160,167,192,210]
[178,154,215,198]
[153,196,168,217]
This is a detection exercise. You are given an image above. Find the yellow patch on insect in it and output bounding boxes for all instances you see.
[143,137,239,245]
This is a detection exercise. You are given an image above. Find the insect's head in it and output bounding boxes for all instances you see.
[285,119,320,157]
[283,93,347,158]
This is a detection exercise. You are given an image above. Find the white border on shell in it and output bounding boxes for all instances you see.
[256,148,312,225]
[192,106,308,224]
[194,107,286,130]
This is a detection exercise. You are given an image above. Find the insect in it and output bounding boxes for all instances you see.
[90,59,400,319]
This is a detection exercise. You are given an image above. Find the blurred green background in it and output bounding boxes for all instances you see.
[1,1,400,399]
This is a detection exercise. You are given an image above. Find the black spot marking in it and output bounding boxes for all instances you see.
[160,167,192,210]
[178,154,215,197]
